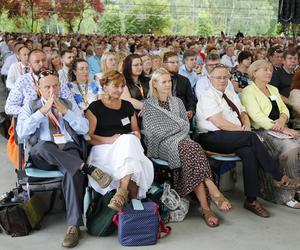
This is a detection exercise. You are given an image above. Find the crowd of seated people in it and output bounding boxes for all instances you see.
[1,32,300,248]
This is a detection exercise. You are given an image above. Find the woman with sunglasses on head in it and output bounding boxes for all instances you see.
[241,60,300,209]
[143,68,232,227]
[85,70,154,212]
[67,58,102,111]
[196,64,300,217]
[120,54,150,120]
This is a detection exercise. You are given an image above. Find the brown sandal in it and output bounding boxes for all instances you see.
[211,194,232,212]
[274,175,300,190]
[202,208,219,227]
[108,188,128,211]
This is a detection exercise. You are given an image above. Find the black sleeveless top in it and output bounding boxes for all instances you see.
[268,97,280,120]
[88,100,134,137]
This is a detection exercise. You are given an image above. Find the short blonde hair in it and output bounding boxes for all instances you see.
[148,68,171,98]
[248,60,273,81]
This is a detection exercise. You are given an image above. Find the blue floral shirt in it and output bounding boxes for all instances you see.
[67,81,103,111]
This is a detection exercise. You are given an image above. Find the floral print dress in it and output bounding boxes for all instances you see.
[67,81,103,111]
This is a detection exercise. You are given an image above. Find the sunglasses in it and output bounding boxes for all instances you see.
[37,70,57,82]
[210,63,228,70]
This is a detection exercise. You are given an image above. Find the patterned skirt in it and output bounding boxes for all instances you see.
[256,130,300,204]
[173,138,212,197]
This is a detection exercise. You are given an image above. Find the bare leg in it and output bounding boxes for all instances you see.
[204,178,232,211]
[128,180,138,199]
[194,182,219,226]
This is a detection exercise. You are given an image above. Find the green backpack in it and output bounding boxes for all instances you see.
[86,190,117,236]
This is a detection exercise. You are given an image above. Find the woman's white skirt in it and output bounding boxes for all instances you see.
[87,134,154,198]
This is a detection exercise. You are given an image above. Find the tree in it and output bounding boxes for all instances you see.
[13,0,53,32]
[197,16,214,36]
[56,0,104,33]
[99,5,121,34]
[116,0,171,35]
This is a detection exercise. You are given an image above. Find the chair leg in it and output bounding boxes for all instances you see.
[46,190,58,214]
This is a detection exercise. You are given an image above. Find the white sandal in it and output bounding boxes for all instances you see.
[285,199,300,209]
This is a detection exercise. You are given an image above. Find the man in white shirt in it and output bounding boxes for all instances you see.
[58,49,74,85]
[6,46,30,90]
[195,53,235,100]
[220,44,236,68]
[195,64,288,218]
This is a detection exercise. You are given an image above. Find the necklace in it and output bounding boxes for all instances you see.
[134,80,144,98]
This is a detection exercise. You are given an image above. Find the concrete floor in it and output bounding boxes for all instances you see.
[0,81,299,250]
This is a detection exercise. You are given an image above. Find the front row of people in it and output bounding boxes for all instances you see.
[15,64,300,248]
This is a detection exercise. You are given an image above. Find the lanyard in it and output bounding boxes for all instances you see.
[77,82,89,106]
[48,109,61,133]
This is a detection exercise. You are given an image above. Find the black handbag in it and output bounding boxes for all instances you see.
[0,203,32,237]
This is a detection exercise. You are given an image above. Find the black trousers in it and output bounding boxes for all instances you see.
[197,131,283,199]
[30,141,85,226]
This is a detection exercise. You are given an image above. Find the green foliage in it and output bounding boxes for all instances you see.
[197,18,214,36]
[0,0,282,35]
[99,5,121,35]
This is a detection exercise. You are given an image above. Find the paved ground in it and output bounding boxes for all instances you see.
[0,81,299,250]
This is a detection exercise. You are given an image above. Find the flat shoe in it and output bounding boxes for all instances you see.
[201,208,219,227]
[211,194,232,212]
[285,199,300,209]
[244,200,270,218]
[274,175,300,190]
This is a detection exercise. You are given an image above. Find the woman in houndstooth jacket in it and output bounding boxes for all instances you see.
[143,68,232,227]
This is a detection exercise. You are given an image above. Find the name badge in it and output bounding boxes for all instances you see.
[121,117,130,126]
[53,133,67,144]
[269,95,277,101]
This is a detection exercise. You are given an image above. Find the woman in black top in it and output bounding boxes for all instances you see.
[85,70,154,212]
[120,54,150,118]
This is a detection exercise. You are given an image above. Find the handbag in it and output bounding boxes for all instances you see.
[113,200,171,246]
[160,182,189,222]
[0,203,31,237]
[0,189,47,237]
[86,190,117,236]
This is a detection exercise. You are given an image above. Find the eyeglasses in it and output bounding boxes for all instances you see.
[210,75,230,80]
[37,70,57,82]
[166,61,179,65]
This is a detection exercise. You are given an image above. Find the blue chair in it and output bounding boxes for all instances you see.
[206,152,241,189]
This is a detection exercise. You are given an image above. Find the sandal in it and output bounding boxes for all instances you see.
[274,175,300,190]
[201,208,219,227]
[108,188,128,211]
[211,194,232,212]
[285,199,300,209]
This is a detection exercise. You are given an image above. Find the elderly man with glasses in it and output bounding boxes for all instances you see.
[194,53,236,100]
